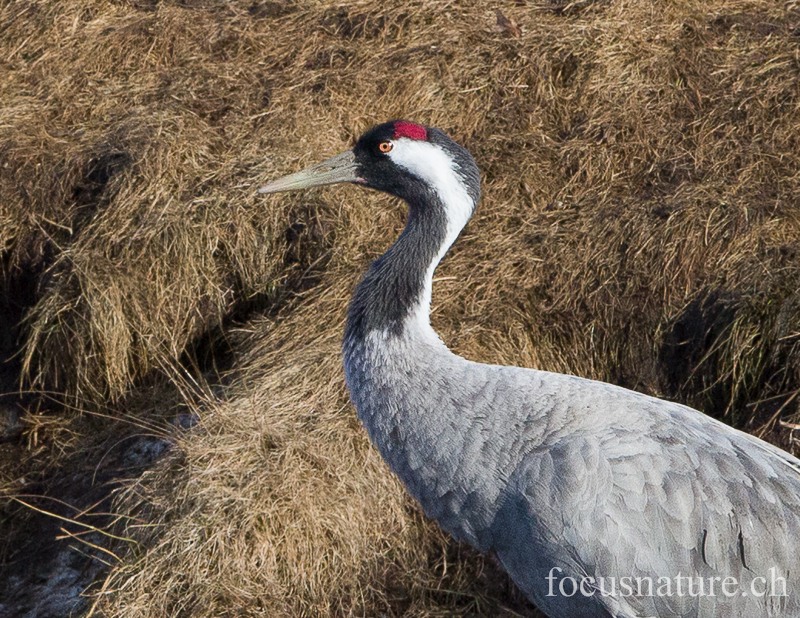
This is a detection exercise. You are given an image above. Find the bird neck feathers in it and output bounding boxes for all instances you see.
[344,145,476,347]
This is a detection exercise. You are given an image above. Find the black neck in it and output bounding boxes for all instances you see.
[344,193,447,342]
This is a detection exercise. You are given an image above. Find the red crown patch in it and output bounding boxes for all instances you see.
[393,121,427,141]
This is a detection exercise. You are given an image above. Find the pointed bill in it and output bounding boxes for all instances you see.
[258,150,359,194]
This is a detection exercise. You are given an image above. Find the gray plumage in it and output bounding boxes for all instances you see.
[260,121,800,617]
[345,333,800,616]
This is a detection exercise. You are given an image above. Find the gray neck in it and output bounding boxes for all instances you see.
[340,194,505,552]
[339,167,500,550]
[343,190,448,344]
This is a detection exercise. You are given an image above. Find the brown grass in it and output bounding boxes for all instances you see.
[2,0,800,615]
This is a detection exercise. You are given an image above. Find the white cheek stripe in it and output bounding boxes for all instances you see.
[387,138,475,263]
[386,138,476,344]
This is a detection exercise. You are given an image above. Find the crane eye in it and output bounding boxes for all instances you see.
[378,141,393,153]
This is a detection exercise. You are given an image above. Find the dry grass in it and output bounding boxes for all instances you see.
[1,0,800,615]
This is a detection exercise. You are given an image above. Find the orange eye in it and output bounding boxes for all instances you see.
[378,141,393,153]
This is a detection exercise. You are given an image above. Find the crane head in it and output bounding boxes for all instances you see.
[257,121,480,214]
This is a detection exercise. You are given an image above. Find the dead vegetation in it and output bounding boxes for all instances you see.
[1,0,800,615]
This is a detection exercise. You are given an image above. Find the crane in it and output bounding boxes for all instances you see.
[258,120,800,617]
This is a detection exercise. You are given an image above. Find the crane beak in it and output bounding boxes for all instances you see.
[257,150,360,194]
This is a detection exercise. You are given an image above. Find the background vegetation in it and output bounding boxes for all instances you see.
[1,0,799,615]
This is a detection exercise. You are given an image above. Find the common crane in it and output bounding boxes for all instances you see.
[258,120,800,617]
